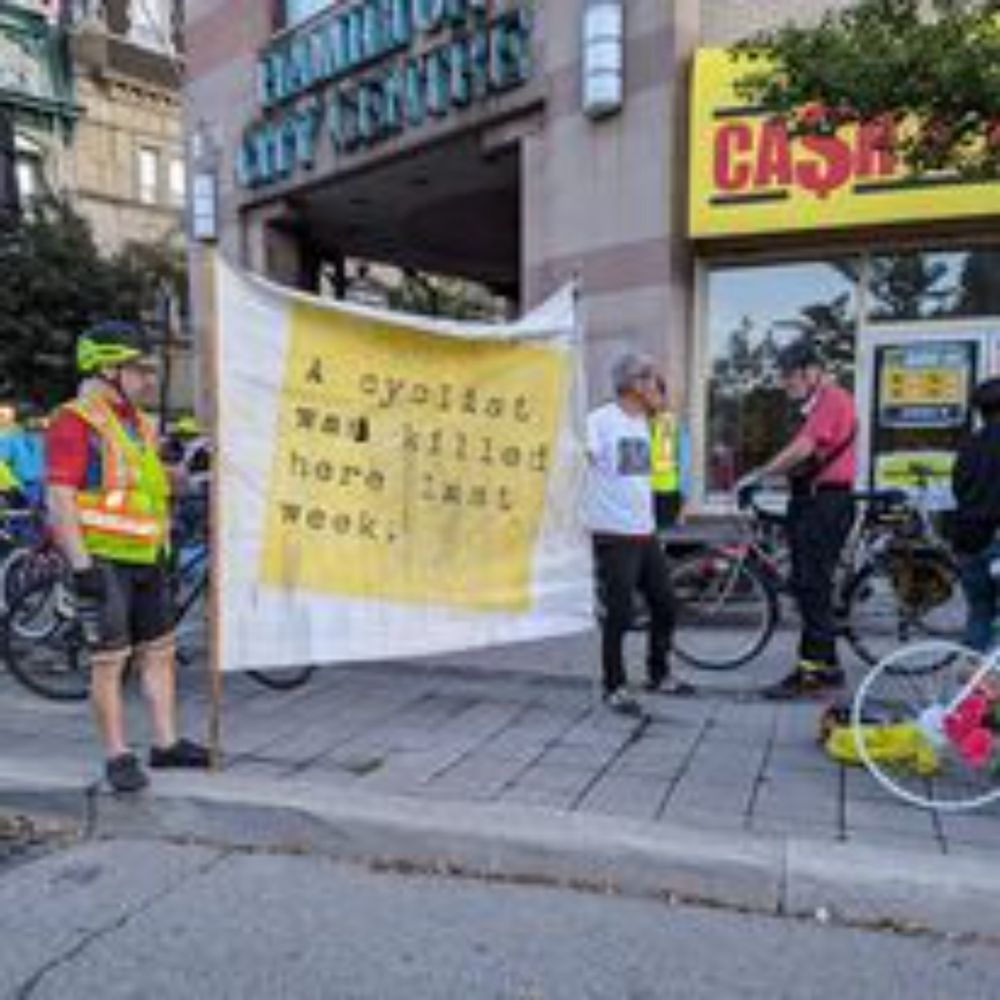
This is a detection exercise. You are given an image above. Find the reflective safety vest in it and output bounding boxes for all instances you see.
[0,459,19,492]
[650,412,681,494]
[63,393,170,565]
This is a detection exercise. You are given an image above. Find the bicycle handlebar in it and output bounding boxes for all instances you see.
[733,482,919,536]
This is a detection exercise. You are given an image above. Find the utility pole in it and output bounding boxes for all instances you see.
[156,280,176,432]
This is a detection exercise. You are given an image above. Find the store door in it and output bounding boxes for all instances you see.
[860,334,988,507]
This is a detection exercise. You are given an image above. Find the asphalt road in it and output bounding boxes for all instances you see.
[1,838,998,1000]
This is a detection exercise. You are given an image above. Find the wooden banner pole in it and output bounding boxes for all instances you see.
[203,243,224,771]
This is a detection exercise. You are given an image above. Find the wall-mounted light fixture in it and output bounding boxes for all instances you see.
[582,0,624,119]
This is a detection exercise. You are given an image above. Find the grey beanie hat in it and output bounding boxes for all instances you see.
[611,351,656,394]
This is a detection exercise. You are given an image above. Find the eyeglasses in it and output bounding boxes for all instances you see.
[122,362,160,378]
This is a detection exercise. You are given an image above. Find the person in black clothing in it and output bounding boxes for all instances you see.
[950,377,1000,652]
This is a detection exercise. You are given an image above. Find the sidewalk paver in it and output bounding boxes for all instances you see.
[2,627,999,934]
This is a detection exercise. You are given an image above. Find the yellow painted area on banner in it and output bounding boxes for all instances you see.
[259,301,569,611]
[689,48,1000,238]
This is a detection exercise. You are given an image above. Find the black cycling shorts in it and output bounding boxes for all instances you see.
[92,559,174,654]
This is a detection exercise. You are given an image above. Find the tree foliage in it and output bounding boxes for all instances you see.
[734,0,1000,178]
[0,200,187,409]
[387,269,506,321]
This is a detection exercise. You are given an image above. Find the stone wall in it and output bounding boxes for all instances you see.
[71,71,184,253]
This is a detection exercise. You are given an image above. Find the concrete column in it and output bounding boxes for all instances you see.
[521,0,692,408]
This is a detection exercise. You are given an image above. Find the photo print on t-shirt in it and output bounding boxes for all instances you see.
[617,438,651,476]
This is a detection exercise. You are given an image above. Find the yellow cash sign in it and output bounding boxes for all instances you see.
[689,48,1000,238]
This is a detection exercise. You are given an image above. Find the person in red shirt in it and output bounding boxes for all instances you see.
[48,321,208,793]
[740,339,857,699]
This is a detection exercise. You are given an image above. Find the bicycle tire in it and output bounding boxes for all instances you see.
[842,550,965,666]
[670,548,779,670]
[1,579,90,702]
[246,666,315,691]
[851,641,1000,812]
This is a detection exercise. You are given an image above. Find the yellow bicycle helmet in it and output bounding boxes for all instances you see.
[76,321,151,374]
[173,414,201,437]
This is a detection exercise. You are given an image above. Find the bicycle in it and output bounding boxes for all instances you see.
[851,639,1000,811]
[0,521,315,701]
[837,483,965,666]
[0,502,48,609]
[170,536,315,692]
[0,503,67,642]
[668,481,964,671]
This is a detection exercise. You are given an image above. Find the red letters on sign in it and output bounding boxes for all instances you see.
[710,112,901,198]
[753,122,793,188]
[713,124,753,191]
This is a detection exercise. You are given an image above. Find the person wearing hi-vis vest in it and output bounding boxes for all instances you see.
[648,373,690,531]
[46,321,209,793]
[0,456,20,498]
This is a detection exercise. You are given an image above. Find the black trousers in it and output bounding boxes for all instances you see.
[786,489,854,666]
[593,534,675,695]
[654,491,683,532]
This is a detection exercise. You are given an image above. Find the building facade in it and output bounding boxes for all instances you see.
[184,0,1000,510]
[0,1,77,215]
[0,1,185,253]
[65,0,186,253]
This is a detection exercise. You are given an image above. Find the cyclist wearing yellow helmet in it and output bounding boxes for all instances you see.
[47,320,208,793]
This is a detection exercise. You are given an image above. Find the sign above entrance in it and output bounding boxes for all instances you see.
[237,0,533,190]
[689,48,1000,239]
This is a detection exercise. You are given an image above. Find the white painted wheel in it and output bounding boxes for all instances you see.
[851,640,1000,812]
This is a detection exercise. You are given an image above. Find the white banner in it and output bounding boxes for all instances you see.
[215,258,592,671]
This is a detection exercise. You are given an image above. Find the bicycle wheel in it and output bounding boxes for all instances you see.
[1,579,90,701]
[670,548,778,669]
[0,547,30,609]
[851,641,1000,811]
[246,666,315,691]
[842,550,965,666]
[4,550,67,642]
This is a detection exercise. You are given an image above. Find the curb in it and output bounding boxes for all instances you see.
[2,764,999,938]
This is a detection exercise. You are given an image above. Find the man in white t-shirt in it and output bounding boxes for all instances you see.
[586,353,694,715]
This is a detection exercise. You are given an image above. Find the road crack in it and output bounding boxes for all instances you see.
[13,847,231,999]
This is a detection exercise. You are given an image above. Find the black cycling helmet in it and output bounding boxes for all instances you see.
[76,320,152,374]
[971,376,1000,419]
[776,339,823,376]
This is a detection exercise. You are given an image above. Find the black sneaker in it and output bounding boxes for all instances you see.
[148,738,210,770]
[603,688,644,717]
[762,667,845,701]
[106,752,149,793]
[645,677,697,697]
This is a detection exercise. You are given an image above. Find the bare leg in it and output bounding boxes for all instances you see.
[90,650,131,758]
[136,635,178,750]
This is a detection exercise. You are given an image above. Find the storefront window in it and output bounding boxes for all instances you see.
[868,247,1000,322]
[704,260,859,496]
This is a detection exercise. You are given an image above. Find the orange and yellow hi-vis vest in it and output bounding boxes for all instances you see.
[63,393,170,565]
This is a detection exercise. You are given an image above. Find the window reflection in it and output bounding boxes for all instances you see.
[868,247,1000,321]
[284,0,329,28]
[705,261,859,495]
